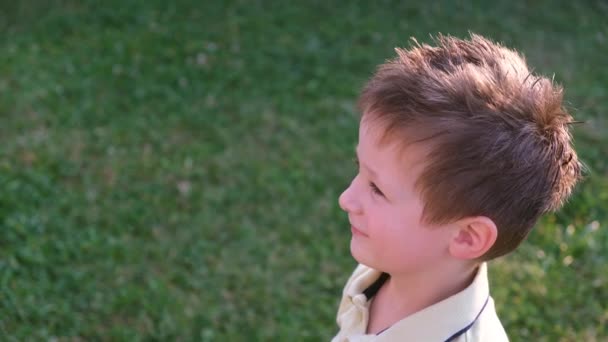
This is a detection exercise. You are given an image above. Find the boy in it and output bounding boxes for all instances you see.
[332,34,582,341]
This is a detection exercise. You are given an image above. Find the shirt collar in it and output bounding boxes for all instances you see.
[345,264,384,299]
[344,263,490,341]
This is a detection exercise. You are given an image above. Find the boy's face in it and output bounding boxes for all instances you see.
[339,119,453,275]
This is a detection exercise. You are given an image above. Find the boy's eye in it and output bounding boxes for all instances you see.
[369,182,384,197]
[352,157,384,197]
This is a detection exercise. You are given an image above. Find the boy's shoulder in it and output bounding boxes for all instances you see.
[333,263,509,342]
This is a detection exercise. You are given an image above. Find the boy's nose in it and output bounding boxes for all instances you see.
[339,183,362,214]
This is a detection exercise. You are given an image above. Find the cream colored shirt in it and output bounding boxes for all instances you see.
[331,263,509,342]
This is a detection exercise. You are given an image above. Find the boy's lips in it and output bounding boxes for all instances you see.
[351,225,369,237]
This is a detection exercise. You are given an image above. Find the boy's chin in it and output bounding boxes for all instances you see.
[350,237,372,266]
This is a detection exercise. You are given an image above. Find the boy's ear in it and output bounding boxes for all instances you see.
[448,216,498,260]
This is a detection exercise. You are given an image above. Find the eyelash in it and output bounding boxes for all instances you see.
[352,157,384,197]
[369,182,384,196]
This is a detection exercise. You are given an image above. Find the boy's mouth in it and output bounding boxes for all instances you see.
[351,225,369,237]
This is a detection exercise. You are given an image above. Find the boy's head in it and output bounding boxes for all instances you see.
[340,34,581,265]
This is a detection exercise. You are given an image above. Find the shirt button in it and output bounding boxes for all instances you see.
[353,294,366,307]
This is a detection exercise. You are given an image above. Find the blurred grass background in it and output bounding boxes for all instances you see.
[1,1,607,341]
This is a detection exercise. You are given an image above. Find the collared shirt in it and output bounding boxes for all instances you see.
[331,263,509,342]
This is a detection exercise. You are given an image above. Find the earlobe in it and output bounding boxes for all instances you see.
[449,217,498,260]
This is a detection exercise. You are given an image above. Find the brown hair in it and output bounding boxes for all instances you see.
[359,34,582,260]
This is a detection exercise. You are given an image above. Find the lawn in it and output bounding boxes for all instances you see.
[1,1,607,341]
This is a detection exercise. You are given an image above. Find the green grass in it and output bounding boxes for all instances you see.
[1,1,607,341]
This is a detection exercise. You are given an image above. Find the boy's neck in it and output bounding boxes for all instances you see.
[383,262,479,319]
